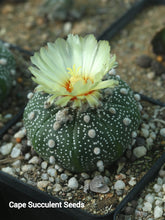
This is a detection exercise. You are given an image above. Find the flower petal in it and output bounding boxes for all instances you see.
[67,34,83,72]
[94,79,119,90]
[55,96,71,107]
[81,35,100,76]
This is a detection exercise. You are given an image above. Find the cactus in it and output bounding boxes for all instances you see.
[0,42,16,102]
[23,35,141,173]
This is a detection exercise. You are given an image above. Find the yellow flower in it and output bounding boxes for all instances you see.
[29,34,118,108]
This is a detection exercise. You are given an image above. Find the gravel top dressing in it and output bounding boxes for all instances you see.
[0,1,165,219]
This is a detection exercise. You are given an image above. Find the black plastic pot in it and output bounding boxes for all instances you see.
[0,0,165,219]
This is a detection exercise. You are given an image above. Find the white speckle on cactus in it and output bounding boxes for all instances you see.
[27,92,34,99]
[83,115,90,123]
[93,147,101,155]
[88,129,96,138]
[28,111,35,120]
[96,160,104,172]
[49,156,55,164]
[123,117,131,126]
[120,88,128,95]
[53,122,61,131]
[109,107,116,114]
[132,131,137,138]
[134,94,141,101]
[48,139,55,148]
[0,58,7,65]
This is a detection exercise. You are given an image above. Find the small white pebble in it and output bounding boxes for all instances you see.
[47,168,57,177]
[12,160,21,168]
[81,172,90,179]
[132,131,137,138]
[49,177,54,182]
[2,167,15,176]
[128,177,137,186]
[162,184,165,192]
[27,140,32,146]
[54,164,60,170]
[157,177,163,185]
[147,71,155,79]
[68,177,78,190]
[83,179,91,193]
[21,164,34,172]
[146,137,153,147]
[41,161,48,169]
[133,146,147,158]
[96,160,104,172]
[63,22,72,34]
[142,202,152,212]
[4,114,12,119]
[153,184,161,193]
[41,173,49,180]
[89,175,109,193]
[53,183,62,192]
[141,128,149,138]
[37,181,49,189]
[114,180,125,190]
[28,156,40,164]
[60,173,68,181]
[155,199,163,206]
[145,194,155,204]
[160,128,165,137]
[149,132,156,140]
[24,153,31,160]
[49,156,55,164]
[159,169,165,178]
[0,143,13,155]
[134,94,141,101]
[154,206,163,219]
[14,128,26,139]
[10,144,22,158]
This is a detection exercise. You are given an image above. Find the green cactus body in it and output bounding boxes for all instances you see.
[24,75,141,173]
[0,42,16,102]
